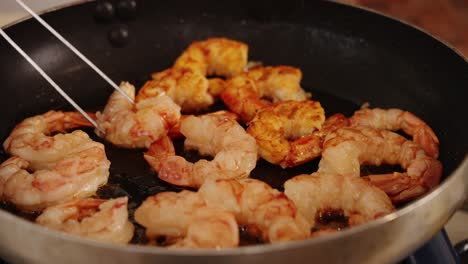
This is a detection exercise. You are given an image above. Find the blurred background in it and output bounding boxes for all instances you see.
[338,0,468,58]
[0,0,467,245]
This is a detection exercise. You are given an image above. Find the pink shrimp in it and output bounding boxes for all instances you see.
[36,197,134,244]
[3,110,96,170]
[96,82,181,148]
[199,178,311,243]
[134,190,239,248]
[318,127,443,203]
[349,108,439,158]
[144,112,257,188]
[0,138,110,211]
[284,173,395,231]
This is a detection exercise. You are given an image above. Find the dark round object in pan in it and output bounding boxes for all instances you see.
[108,24,130,47]
[94,1,115,22]
[0,1,467,263]
[116,0,137,20]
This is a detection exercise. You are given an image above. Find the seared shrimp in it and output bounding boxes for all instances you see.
[221,66,311,122]
[199,179,311,243]
[134,191,239,248]
[284,173,394,230]
[144,112,257,188]
[136,68,214,113]
[247,100,325,168]
[36,197,134,244]
[349,108,439,158]
[318,127,443,203]
[174,37,248,78]
[96,82,181,148]
[0,136,110,211]
[3,110,95,170]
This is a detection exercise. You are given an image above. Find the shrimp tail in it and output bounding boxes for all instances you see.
[365,159,442,203]
[413,126,440,159]
[43,111,95,132]
[283,136,322,168]
[144,136,175,172]
[144,136,195,187]
[158,156,194,187]
[220,79,268,123]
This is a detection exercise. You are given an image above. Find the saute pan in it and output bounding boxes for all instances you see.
[0,0,467,263]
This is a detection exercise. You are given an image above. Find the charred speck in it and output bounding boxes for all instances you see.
[239,226,264,246]
[108,25,130,47]
[94,1,115,22]
[314,209,349,231]
[156,236,167,246]
[317,209,348,224]
[116,0,137,20]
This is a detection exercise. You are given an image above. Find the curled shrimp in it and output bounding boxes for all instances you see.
[36,197,134,244]
[144,111,257,188]
[174,37,248,78]
[318,127,443,203]
[3,110,95,170]
[246,100,325,168]
[136,68,214,113]
[284,173,395,232]
[221,66,311,122]
[134,191,239,248]
[0,136,110,211]
[199,178,311,243]
[349,108,440,158]
[96,81,181,148]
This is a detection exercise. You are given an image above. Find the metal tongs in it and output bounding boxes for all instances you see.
[0,0,135,132]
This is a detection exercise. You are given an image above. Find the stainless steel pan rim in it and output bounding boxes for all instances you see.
[0,0,467,259]
[0,157,465,256]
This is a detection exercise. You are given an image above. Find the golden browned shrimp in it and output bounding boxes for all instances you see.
[135,68,214,113]
[0,137,110,211]
[144,112,257,188]
[221,66,311,122]
[349,108,440,158]
[246,100,325,168]
[134,191,239,248]
[96,82,181,148]
[284,173,395,231]
[318,127,443,203]
[174,37,248,78]
[199,179,311,243]
[3,110,95,170]
[36,197,134,244]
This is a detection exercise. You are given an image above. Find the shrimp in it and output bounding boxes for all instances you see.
[135,68,214,113]
[134,191,239,248]
[3,110,95,170]
[246,100,325,168]
[349,108,440,158]
[199,178,311,243]
[284,173,395,231]
[36,197,134,244]
[144,112,257,188]
[221,66,311,122]
[96,81,181,148]
[174,37,248,78]
[0,136,110,211]
[318,127,443,203]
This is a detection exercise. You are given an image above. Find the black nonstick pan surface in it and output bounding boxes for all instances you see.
[0,0,467,263]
